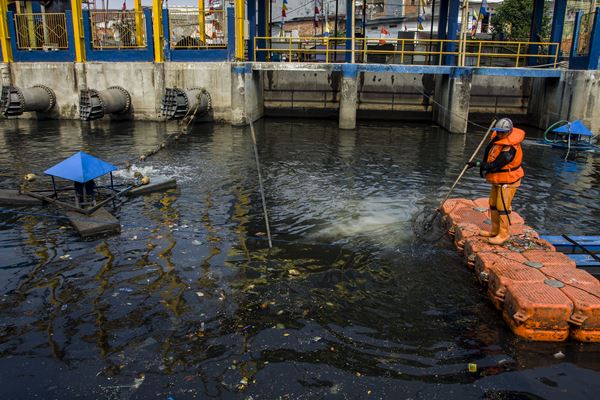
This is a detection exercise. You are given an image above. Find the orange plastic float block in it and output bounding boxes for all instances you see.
[487,264,546,310]
[473,197,490,209]
[454,223,481,252]
[441,198,475,216]
[503,281,573,341]
[463,237,499,267]
[521,250,576,269]
[474,251,528,285]
[561,285,600,342]
[445,206,490,231]
[542,266,600,287]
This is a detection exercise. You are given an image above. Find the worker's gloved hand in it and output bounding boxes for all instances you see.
[479,162,489,178]
[466,161,480,169]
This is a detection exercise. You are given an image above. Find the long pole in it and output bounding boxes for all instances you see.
[438,119,496,208]
[249,120,273,248]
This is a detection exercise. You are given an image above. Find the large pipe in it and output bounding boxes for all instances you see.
[0,85,56,117]
[79,86,131,121]
[160,87,211,120]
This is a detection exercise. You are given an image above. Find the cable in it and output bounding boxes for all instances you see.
[249,119,273,248]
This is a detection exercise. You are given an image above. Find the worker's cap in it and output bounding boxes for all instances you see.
[492,118,513,133]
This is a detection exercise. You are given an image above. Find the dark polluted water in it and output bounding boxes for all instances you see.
[0,118,599,399]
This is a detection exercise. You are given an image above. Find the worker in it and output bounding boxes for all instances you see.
[467,118,525,245]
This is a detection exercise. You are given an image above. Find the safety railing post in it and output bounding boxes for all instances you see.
[288,36,292,62]
[0,0,13,62]
[401,39,405,64]
[325,37,329,63]
[134,0,144,46]
[152,0,164,62]
[198,0,206,44]
[70,0,85,62]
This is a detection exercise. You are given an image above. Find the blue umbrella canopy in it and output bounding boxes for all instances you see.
[553,120,593,137]
[44,151,118,183]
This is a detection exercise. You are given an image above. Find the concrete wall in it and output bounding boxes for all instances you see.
[2,62,233,122]
[470,75,532,119]
[529,70,600,133]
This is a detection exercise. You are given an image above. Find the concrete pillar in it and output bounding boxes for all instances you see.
[339,64,358,130]
[231,62,263,126]
[529,71,600,134]
[153,62,165,120]
[433,69,472,134]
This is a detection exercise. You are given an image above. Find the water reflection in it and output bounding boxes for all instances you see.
[0,119,599,398]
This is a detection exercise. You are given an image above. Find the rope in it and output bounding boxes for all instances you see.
[249,119,273,248]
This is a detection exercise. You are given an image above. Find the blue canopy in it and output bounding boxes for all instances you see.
[44,151,117,183]
[553,120,593,137]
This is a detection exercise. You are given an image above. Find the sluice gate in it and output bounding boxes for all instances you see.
[160,87,211,120]
[0,85,56,117]
[79,86,131,121]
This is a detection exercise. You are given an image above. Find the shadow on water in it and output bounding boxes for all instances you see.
[0,118,599,399]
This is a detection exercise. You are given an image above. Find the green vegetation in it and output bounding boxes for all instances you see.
[491,0,551,41]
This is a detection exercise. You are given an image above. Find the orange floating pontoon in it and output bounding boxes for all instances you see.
[442,198,600,342]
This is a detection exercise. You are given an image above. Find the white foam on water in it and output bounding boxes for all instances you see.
[113,164,196,183]
[311,196,420,247]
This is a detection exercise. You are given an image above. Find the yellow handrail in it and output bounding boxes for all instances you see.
[253,36,561,68]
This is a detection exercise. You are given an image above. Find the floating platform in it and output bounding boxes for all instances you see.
[127,178,177,197]
[443,198,600,342]
[0,189,43,206]
[66,207,121,238]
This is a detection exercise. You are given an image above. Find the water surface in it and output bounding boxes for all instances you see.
[0,118,599,399]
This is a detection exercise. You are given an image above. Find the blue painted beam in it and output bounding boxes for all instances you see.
[247,0,256,61]
[251,63,563,78]
[528,0,545,66]
[257,0,266,61]
[549,0,567,59]
[541,235,600,252]
[445,0,460,66]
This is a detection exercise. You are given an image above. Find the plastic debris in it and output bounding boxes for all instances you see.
[275,323,285,330]
[196,292,204,297]
[283,332,290,337]
[132,373,145,389]
[192,240,203,245]
[288,269,301,277]
[468,363,477,373]
[59,254,71,260]
[554,351,565,359]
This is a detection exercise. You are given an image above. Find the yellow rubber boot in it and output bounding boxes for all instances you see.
[479,209,499,237]
[488,214,511,245]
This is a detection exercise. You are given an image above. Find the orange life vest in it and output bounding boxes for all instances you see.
[485,128,525,185]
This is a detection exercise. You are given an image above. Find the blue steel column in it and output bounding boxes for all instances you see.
[549,0,567,58]
[528,0,545,66]
[345,0,353,62]
[445,0,460,65]
[570,11,583,60]
[247,0,256,61]
[587,7,600,69]
[436,0,449,64]
[257,0,266,61]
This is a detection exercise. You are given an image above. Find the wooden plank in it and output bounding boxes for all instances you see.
[0,189,43,206]
[127,178,177,197]
[66,207,121,238]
